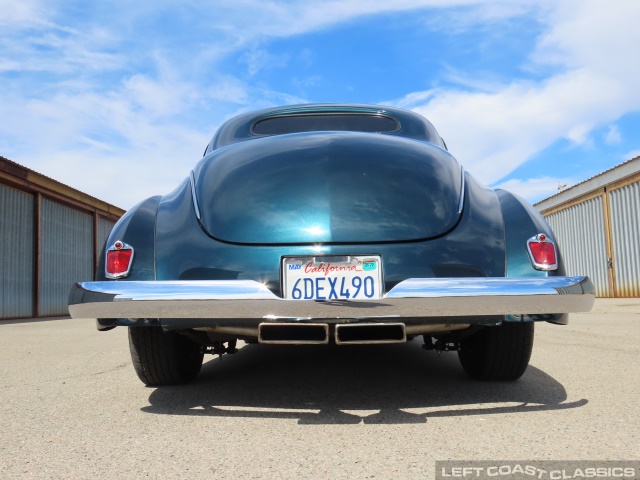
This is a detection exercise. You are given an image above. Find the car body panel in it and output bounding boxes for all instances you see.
[193,132,463,244]
[153,172,505,293]
[495,189,566,277]
[207,104,446,151]
[96,196,160,281]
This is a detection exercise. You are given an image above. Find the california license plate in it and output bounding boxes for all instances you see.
[282,255,383,300]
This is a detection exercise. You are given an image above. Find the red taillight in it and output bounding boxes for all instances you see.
[527,234,557,270]
[105,241,134,278]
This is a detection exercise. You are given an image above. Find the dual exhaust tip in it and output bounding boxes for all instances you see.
[258,322,407,345]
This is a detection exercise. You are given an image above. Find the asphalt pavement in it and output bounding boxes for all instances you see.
[0,299,638,479]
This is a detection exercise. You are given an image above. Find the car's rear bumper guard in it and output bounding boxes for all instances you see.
[68,276,595,321]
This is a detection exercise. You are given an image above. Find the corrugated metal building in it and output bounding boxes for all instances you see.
[1,156,125,319]
[536,156,640,297]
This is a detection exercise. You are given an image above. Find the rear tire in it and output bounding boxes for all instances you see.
[458,322,534,381]
[128,326,204,386]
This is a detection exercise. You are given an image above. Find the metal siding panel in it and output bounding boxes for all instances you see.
[97,217,116,251]
[96,217,116,278]
[545,197,611,297]
[0,184,35,318]
[39,199,93,316]
[609,181,640,297]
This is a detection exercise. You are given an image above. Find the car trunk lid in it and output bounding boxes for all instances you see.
[193,132,463,244]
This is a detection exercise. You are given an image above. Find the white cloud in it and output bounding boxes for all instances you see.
[624,150,640,161]
[604,125,621,145]
[390,89,438,109]
[0,0,48,26]
[293,75,322,89]
[241,47,290,76]
[396,0,640,185]
[196,0,470,38]
[0,4,124,75]
[120,54,203,119]
[531,0,639,75]
[493,176,579,203]
[105,0,520,45]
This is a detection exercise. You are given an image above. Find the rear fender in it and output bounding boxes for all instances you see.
[496,189,567,325]
[495,189,565,277]
[96,196,161,281]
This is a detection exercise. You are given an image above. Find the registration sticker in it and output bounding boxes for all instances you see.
[282,255,383,300]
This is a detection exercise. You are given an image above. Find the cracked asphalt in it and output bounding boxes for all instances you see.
[1,299,638,479]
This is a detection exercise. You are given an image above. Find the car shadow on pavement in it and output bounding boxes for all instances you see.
[141,340,587,424]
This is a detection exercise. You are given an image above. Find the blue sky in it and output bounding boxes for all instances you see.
[1,0,639,209]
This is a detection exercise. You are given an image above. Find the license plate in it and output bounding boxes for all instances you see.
[282,255,382,300]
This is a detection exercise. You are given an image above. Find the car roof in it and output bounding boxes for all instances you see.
[207,103,445,152]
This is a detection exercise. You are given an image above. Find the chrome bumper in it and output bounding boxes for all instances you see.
[68,276,594,323]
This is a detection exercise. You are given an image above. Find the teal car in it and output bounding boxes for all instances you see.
[68,104,594,385]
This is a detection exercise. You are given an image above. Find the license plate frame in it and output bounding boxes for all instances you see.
[282,255,383,300]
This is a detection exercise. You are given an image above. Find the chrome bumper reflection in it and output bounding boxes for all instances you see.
[68,276,595,321]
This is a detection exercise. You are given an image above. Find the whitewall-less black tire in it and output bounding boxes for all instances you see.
[458,322,534,381]
[128,326,204,386]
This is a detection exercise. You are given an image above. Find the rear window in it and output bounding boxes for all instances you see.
[252,114,399,135]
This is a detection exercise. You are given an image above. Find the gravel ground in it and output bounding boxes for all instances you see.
[0,298,638,479]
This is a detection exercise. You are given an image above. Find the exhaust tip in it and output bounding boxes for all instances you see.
[258,323,329,344]
[335,323,406,345]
